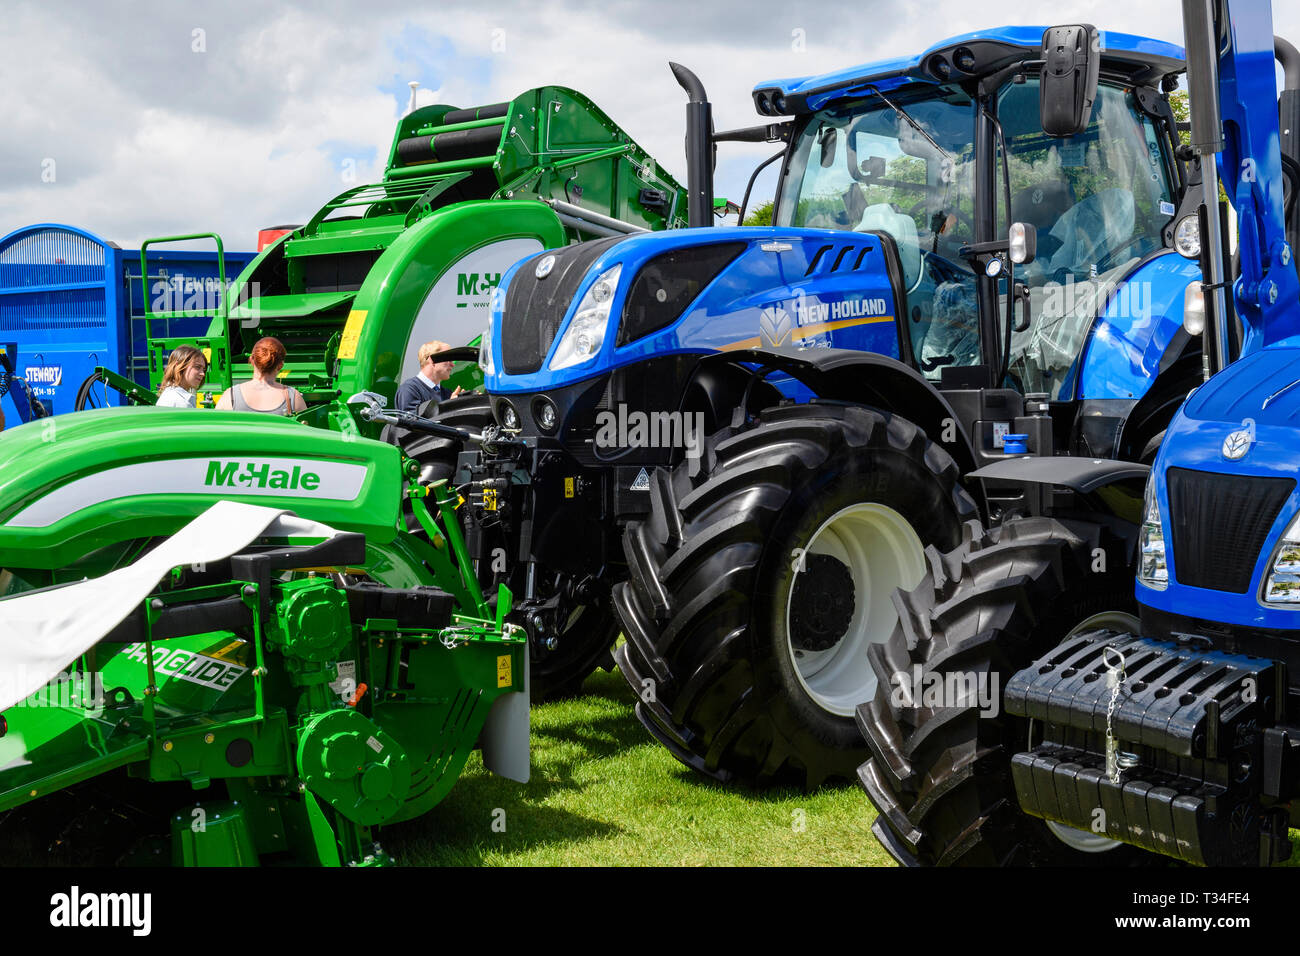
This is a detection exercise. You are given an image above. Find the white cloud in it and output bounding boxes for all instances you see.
[1,0,1297,247]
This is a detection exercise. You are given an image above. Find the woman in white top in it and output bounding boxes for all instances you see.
[215,336,306,415]
[155,345,208,408]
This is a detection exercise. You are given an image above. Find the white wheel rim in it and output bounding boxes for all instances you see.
[1042,609,1141,855]
[784,503,926,717]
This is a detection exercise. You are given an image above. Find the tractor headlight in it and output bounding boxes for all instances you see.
[1138,477,1168,590]
[1174,214,1201,258]
[549,264,622,371]
[1263,511,1300,604]
[534,397,558,433]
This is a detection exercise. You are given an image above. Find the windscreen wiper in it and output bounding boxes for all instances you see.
[862,85,953,162]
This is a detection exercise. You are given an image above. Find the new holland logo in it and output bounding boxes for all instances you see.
[1222,418,1256,460]
[759,306,793,346]
[535,255,556,279]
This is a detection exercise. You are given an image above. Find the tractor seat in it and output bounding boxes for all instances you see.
[858,203,922,290]
[1011,181,1075,260]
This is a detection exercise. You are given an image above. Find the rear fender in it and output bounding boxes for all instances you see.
[972,456,1149,556]
[692,347,978,476]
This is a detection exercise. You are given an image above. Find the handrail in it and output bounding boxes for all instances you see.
[138,233,229,343]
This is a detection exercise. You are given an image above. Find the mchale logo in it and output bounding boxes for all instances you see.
[204,460,321,491]
[456,272,502,296]
[25,365,62,387]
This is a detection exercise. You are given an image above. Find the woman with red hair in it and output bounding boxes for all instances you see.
[216,336,306,415]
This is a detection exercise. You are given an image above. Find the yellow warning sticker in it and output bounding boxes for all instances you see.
[564,477,575,498]
[496,654,512,688]
[339,310,367,359]
[206,638,250,665]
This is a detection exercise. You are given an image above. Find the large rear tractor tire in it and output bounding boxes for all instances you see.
[856,516,1145,865]
[614,403,978,789]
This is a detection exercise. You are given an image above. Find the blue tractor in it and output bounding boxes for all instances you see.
[467,24,1216,781]
[857,0,1300,865]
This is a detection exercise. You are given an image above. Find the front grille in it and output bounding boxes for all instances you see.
[1167,466,1294,592]
[501,236,626,374]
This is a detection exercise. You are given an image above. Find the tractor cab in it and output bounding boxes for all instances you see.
[767,27,1185,397]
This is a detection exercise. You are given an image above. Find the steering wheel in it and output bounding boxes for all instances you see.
[921,250,971,285]
[1093,235,1152,276]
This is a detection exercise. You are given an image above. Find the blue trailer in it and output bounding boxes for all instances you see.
[0,223,254,418]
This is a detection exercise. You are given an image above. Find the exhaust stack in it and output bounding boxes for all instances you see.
[671,62,715,227]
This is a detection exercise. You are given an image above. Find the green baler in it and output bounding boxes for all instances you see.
[0,86,686,865]
[135,87,685,407]
[69,85,688,703]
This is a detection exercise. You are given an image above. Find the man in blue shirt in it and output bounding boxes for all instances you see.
[395,340,464,414]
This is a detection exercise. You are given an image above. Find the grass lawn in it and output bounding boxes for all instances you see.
[384,667,894,867]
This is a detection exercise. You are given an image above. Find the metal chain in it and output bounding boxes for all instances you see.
[1103,646,1127,783]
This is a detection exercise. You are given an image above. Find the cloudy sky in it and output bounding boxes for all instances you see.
[2,0,1297,251]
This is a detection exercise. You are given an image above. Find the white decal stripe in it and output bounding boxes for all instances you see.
[8,458,368,529]
[403,238,544,381]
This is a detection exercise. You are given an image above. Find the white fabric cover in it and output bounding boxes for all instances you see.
[0,501,340,711]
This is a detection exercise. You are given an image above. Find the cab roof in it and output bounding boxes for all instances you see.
[753,25,1184,115]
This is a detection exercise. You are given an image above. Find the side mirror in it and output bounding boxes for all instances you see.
[1039,24,1100,137]
[1009,222,1037,264]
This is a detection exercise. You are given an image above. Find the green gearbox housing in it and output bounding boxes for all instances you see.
[297,709,412,827]
[269,576,352,663]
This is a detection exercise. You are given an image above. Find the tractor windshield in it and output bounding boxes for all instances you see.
[997,79,1176,398]
[776,87,980,378]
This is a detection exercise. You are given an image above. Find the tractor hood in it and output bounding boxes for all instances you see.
[483,226,904,395]
[0,407,403,569]
[1141,346,1300,629]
